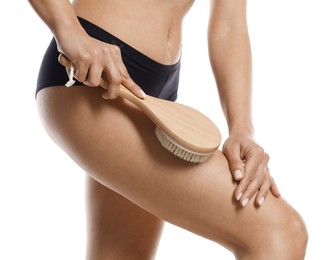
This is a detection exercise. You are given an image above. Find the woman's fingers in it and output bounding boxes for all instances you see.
[101,64,122,99]
[227,152,245,182]
[101,62,146,99]
[58,53,70,67]
[233,147,264,200]
[102,45,126,99]
[58,42,145,99]
[120,70,146,99]
[222,142,244,181]
[236,164,266,207]
[254,174,271,206]
[83,63,103,87]
[235,150,269,207]
[270,176,281,198]
[240,164,270,207]
[223,134,280,208]
[253,171,281,207]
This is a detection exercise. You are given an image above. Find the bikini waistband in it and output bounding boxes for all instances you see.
[78,17,181,73]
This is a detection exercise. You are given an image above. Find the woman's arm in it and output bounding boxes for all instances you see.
[28,0,144,99]
[28,0,86,48]
[208,0,253,135]
[208,0,280,206]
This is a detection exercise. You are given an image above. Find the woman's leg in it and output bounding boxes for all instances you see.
[37,86,308,259]
[85,176,164,260]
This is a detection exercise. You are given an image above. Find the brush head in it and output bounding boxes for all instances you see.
[116,84,221,162]
[155,126,211,163]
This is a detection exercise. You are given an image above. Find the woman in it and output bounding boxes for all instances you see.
[28,0,308,259]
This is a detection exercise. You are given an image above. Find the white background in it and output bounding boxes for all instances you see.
[1,0,331,259]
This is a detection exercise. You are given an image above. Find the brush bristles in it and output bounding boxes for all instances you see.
[155,127,210,163]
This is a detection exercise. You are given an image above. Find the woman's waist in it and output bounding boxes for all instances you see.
[72,0,184,65]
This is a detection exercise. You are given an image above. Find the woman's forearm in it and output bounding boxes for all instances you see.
[28,0,85,44]
[208,26,254,136]
[208,29,254,136]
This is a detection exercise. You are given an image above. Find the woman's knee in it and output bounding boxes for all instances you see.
[278,208,308,259]
[266,210,307,258]
[231,201,308,259]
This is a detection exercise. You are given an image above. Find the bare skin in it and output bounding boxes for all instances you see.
[28,0,308,259]
[37,87,306,259]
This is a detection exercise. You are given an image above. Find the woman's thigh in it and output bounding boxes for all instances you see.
[85,175,164,259]
[37,86,303,253]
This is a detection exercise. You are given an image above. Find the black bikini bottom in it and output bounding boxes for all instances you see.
[36,17,181,101]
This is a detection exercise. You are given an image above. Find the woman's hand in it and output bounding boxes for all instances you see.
[57,31,145,99]
[222,133,281,207]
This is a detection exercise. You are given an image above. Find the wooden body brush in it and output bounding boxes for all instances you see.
[117,86,221,163]
[62,56,221,163]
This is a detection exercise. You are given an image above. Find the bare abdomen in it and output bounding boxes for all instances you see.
[72,0,194,65]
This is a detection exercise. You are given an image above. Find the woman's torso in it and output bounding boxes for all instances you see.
[72,0,195,65]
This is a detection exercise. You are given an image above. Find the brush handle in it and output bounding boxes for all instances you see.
[59,54,221,154]
[118,85,152,113]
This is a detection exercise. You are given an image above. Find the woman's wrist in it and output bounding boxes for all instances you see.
[228,123,254,137]
[222,104,254,137]
[53,18,86,44]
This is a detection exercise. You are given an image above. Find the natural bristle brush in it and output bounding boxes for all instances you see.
[62,56,221,163]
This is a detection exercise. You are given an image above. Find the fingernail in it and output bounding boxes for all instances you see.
[102,93,109,99]
[139,89,146,98]
[258,197,265,206]
[241,198,249,207]
[236,192,243,201]
[234,170,243,180]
